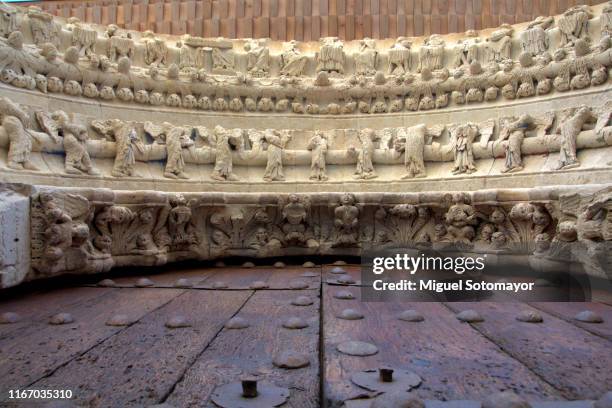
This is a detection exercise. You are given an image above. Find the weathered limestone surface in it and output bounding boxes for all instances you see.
[0,184,31,288]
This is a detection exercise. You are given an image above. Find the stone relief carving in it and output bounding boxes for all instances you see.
[520,16,553,55]
[603,2,612,37]
[91,119,143,177]
[555,106,595,170]
[331,193,360,247]
[263,129,291,181]
[208,125,242,181]
[66,18,98,58]
[0,2,18,38]
[558,5,591,47]
[245,39,269,77]
[307,130,329,181]
[448,123,479,175]
[387,37,412,75]
[142,31,168,66]
[280,40,308,76]
[498,114,534,173]
[394,124,443,179]
[105,24,134,61]
[484,25,513,62]
[27,6,60,47]
[278,194,318,248]
[317,37,344,74]
[355,38,377,75]
[418,35,445,72]
[452,30,480,68]
[349,128,378,180]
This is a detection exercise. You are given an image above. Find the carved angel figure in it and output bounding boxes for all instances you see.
[67,18,98,57]
[280,41,308,76]
[210,125,241,181]
[332,193,360,247]
[355,38,377,75]
[484,25,513,62]
[245,39,269,77]
[3,115,44,171]
[555,106,594,170]
[558,5,591,47]
[349,128,378,180]
[91,119,143,177]
[498,114,535,173]
[210,46,235,71]
[449,123,478,175]
[395,124,443,179]
[263,129,291,182]
[317,37,344,73]
[165,126,194,179]
[307,131,329,181]
[388,38,412,75]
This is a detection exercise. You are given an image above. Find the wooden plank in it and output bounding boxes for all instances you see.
[323,286,562,405]
[108,265,214,288]
[0,288,183,397]
[166,290,320,407]
[445,302,612,400]
[196,266,274,289]
[29,290,251,407]
[529,302,612,341]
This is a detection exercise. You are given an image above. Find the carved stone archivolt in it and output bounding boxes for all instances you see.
[0,4,610,115]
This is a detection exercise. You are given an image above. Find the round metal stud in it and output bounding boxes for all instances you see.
[225,316,250,329]
[289,280,309,289]
[0,312,20,324]
[97,279,117,287]
[303,261,316,268]
[135,278,155,287]
[333,290,355,300]
[516,310,543,323]
[250,281,269,289]
[337,341,378,356]
[273,261,286,268]
[291,296,314,306]
[575,310,604,323]
[333,260,347,266]
[301,271,318,278]
[49,313,75,325]
[165,316,191,328]
[351,367,422,392]
[456,310,484,323]
[106,314,131,326]
[336,274,356,285]
[174,278,192,288]
[338,309,364,320]
[242,261,256,268]
[273,351,310,369]
[330,267,346,274]
[212,281,228,289]
[282,317,309,329]
[398,310,424,322]
[211,379,289,408]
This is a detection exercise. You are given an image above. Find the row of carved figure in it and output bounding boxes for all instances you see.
[30,187,612,280]
[1,4,612,114]
[1,97,611,180]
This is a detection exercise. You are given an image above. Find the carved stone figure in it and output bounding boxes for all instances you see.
[394,124,441,179]
[27,6,60,47]
[499,115,535,173]
[484,25,513,62]
[520,16,553,55]
[142,31,168,66]
[67,18,97,57]
[317,37,344,73]
[555,106,594,170]
[280,40,308,76]
[445,193,477,246]
[603,2,612,37]
[349,128,378,179]
[307,131,329,181]
[332,193,360,247]
[355,38,377,75]
[245,39,269,77]
[210,125,241,181]
[0,31,40,78]
[449,123,478,174]
[2,116,44,171]
[387,38,412,75]
[0,2,18,38]
[167,194,198,250]
[452,30,480,68]
[418,35,445,72]
[279,194,317,248]
[210,46,235,72]
[263,129,291,181]
[558,6,591,47]
[158,124,194,179]
[105,24,134,61]
[91,119,142,177]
